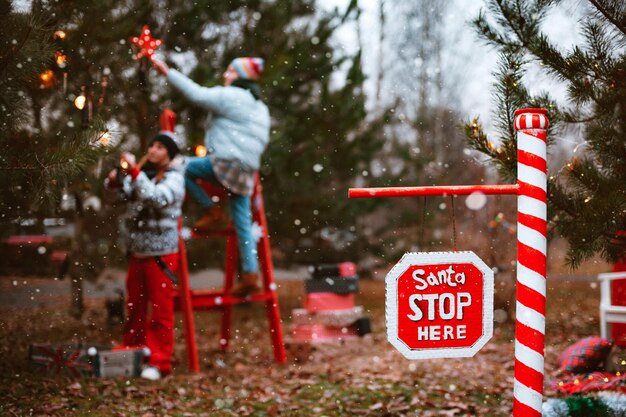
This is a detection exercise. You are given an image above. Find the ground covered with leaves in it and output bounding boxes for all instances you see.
[0,277,600,416]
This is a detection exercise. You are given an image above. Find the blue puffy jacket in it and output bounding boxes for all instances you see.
[167,69,270,170]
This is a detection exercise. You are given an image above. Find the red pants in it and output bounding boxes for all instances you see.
[123,253,178,374]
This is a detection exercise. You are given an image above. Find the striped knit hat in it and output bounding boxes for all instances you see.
[230,57,264,80]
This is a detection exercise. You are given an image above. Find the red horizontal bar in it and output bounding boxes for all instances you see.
[189,228,235,239]
[348,184,519,198]
[174,290,274,311]
[3,235,54,245]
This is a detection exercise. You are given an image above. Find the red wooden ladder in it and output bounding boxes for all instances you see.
[175,176,287,372]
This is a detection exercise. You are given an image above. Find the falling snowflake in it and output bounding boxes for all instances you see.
[251,221,264,242]
[180,226,192,240]
[465,191,487,210]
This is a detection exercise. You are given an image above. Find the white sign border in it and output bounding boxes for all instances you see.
[385,251,494,360]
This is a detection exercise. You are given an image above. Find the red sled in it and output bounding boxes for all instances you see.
[304,292,355,312]
[29,344,97,377]
[29,343,148,378]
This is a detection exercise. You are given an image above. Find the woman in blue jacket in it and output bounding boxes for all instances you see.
[152,57,269,297]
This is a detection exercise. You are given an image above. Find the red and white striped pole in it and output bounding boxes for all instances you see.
[513,108,548,417]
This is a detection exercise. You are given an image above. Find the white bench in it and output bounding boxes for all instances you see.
[599,271,626,339]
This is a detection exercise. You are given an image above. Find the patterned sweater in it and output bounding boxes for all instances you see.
[108,162,185,257]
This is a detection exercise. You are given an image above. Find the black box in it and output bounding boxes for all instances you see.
[309,262,357,279]
[304,276,359,294]
[92,348,147,378]
[354,317,372,336]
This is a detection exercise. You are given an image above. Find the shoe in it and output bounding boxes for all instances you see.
[230,272,261,298]
[140,366,161,381]
[193,206,228,232]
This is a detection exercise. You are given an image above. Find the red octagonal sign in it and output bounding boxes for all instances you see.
[386,251,494,359]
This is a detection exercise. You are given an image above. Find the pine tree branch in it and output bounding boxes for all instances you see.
[562,113,599,123]
[0,24,33,74]
[469,0,626,266]
[587,0,626,37]
[1,162,45,171]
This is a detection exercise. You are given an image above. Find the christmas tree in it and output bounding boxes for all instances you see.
[464,0,626,267]
[0,0,105,222]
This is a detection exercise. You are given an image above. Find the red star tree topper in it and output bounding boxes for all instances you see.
[130,25,162,61]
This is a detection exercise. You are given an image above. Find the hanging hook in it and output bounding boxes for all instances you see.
[419,196,427,251]
[450,195,457,252]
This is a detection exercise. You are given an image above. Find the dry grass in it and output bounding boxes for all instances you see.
[0,275,605,416]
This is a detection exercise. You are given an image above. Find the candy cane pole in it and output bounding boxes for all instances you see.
[513,108,549,417]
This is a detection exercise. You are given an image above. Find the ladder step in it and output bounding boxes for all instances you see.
[176,175,287,367]
[174,290,275,310]
[188,228,236,239]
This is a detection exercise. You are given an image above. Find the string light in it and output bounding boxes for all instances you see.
[55,51,67,68]
[194,145,207,157]
[39,70,55,88]
[471,122,480,138]
[99,131,111,146]
[572,142,588,153]
[74,94,86,110]
[53,30,66,40]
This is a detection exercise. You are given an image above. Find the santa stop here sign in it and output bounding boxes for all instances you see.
[385,251,494,359]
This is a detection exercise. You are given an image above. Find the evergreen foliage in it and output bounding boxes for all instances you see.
[2,0,395,266]
[464,0,626,267]
[0,1,105,220]
[156,0,395,263]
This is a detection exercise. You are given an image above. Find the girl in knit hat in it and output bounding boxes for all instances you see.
[105,131,185,380]
[151,57,269,298]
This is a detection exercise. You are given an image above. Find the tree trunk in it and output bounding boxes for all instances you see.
[137,61,150,152]
[375,0,385,108]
